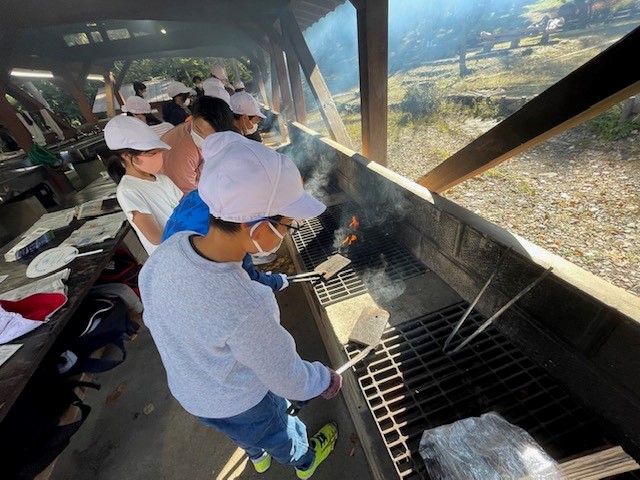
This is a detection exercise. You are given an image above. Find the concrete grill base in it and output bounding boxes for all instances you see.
[284,121,640,478]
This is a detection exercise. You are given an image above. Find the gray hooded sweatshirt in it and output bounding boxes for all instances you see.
[139,230,330,419]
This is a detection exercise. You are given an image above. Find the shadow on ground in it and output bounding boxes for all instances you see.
[52,281,372,480]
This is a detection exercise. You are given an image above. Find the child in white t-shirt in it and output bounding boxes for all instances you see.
[104,116,183,255]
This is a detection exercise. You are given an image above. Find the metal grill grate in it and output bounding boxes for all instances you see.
[291,202,427,305]
[346,302,608,480]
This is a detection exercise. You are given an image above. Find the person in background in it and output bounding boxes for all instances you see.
[161,96,233,194]
[193,75,205,97]
[124,96,174,138]
[162,129,287,290]
[224,82,236,97]
[139,131,340,479]
[230,92,265,143]
[163,81,192,126]
[104,116,183,255]
[202,65,231,105]
[233,80,245,93]
[134,81,147,98]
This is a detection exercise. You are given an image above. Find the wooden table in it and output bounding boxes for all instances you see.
[0,177,131,422]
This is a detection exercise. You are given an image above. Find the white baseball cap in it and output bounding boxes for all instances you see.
[124,95,152,114]
[202,77,231,105]
[104,116,170,151]
[166,81,191,98]
[198,131,325,222]
[233,80,245,90]
[210,65,228,81]
[230,92,266,118]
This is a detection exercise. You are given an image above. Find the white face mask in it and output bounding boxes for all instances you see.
[190,128,206,150]
[245,121,259,135]
[250,221,284,257]
[184,98,191,107]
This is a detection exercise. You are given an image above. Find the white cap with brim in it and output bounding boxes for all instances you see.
[210,65,228,81]
[198,131,325,222]
[124,95,152,114]
[202,78,231,105]
[230,92,266,119]
[166,81,191,98]
[233,80,245,90]
[104,116,171,151]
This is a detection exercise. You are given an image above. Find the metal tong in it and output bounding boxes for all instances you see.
[443,247,553,354]
[285,347,376,416]
[286,272,324,283]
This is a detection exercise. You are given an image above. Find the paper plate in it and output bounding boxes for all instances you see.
[26,246,79,279]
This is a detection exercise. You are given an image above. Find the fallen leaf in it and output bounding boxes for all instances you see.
[106,383,127,405]
[143,403,155,415]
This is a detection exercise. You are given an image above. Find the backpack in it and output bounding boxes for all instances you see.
[0,362,99,479]
[96,249,142,297]
[61,295,139,376]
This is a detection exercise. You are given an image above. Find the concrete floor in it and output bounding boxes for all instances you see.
[52,282,373,480]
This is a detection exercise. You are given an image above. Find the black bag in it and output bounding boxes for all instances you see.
[0,364,99,479]
[96,249,142,297]
[63,295,139,375]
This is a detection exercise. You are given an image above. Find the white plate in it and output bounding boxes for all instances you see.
[26,246,79,278]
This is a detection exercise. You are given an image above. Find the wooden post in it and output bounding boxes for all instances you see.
[270,39,295,122]
[269,54,288,141]
[108,65,126,108]
[0,88,33,151]
[56,69,98,125]
[104,71,116,118]
[353,0,388,165]
[256,52,272,107]
[280,9,353,149]
[249,63,269,108]
[283,31,307,123]
[115,60,132,95]
[77,62,93,90]
[270,55,281,113]
[418,26,640,193]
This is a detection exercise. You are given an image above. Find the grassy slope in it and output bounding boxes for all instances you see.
[304,14,640,295]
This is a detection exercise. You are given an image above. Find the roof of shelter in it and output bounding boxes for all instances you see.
[1,0,344,66]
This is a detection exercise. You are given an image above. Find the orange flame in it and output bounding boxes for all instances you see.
[342,234,358,246]
[349,215,360,230]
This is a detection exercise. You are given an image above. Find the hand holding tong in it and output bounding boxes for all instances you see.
[286,272,324,283]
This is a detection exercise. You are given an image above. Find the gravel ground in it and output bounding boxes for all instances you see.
[375,119,640,297]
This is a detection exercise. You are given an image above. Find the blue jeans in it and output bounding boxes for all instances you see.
[199,392,315,470]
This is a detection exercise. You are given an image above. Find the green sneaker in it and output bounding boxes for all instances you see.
[296,422,339,479]
[251,452,271,473]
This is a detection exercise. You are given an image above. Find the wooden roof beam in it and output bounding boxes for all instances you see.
[418,25,640,193]
[280,8,353,149]
[53,69,99,125]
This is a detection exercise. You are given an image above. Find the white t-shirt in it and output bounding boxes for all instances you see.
[149,122,175,138]
[116,174,183,255]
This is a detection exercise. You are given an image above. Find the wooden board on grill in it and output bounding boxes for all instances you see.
[314,254,351,280]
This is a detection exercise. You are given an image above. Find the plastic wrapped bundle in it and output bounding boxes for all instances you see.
[419,412,565,479]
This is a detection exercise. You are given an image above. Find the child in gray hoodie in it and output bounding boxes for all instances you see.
[139,131,341,478]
